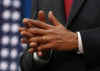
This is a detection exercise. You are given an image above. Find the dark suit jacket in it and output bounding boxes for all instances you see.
[20,0,100,71]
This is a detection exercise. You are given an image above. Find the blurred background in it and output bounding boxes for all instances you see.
[0,0,32,71]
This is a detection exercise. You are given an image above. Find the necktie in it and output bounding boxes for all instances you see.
[64,0,73,20]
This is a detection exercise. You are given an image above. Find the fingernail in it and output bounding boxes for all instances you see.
[28,49,32,53]
[23,18,29,23]
[28,48,34,54]
[20,32,23,35]
[49,11,53,15]
[38,48,41,51]
[39,10,44,13]
[21,31,25,35]
[48,11,53,18]
[38,51,43,56]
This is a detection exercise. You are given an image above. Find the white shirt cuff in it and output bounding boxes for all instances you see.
[77,32,84,54]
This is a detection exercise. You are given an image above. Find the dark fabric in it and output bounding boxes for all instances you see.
[20,0,100,71]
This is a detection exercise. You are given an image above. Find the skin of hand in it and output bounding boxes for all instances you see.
[19,10,46,55]
[19,11,78,54]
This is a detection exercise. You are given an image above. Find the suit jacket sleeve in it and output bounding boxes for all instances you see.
[20,48,50,71]
[20,50,39,71]
[80,28,100,66]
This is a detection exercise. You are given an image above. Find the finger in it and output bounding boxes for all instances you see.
[28,28,47,35]
[23,18,52,29]
[29,37,45,43]
[21,31,34,37]
[38,43,53,51]
[48,11,60,26]
[29,42,38,48]
[21,38,28,43]
[37,51,43,56]
[23,18,34,28]
[19,27,26,32]
[29,36,50,43]
[38,10,46,22]
[25,23,34,28]
[28,48,35,54]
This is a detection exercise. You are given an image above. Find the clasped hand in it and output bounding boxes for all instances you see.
[19,11,78,55]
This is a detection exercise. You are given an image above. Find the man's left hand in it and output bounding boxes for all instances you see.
[20,11,78,52]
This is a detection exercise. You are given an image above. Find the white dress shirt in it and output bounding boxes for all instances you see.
[77,32,84,54]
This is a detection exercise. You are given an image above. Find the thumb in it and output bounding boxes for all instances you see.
[48,11,60,26]
[38,10,46,22]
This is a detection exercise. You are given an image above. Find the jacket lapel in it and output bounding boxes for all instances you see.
[34,0,86,27]
[67,0,86,27]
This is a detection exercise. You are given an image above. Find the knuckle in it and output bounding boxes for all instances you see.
[29,42,37,47]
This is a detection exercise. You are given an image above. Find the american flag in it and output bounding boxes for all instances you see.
[0,0,32,71]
